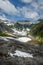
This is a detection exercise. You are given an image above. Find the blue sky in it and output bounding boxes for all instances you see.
[0,0,43,22]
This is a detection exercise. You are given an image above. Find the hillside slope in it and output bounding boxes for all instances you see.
[30,20,43,43]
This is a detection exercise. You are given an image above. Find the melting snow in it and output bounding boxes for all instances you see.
[16,37,31,42]
[12,28,27,36]
[8,50,33,58]
[0,36,32,42]
[0,37,9,41]
[26,28,30,31]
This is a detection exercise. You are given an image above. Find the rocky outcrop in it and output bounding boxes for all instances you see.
[0,39,43,65]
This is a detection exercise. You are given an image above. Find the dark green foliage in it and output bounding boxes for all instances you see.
[14,22,23,30]
[0,32,9,36]
[14,22,30,30]
[30,21,43,37]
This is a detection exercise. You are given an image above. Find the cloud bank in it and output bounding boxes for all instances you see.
[0,0,18,15]
[0,0,43,21]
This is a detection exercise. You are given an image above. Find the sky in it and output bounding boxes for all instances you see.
[0,0,43,22]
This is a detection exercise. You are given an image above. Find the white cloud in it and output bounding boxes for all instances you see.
[0,0,18,15]
[31,2,39,10]
[21,0,32,3]
[0,0,42,21]
[24,11,39,20]
[0,14,8,20]
[18,7,39,20]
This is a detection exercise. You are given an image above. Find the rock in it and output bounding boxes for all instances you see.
[0,39,43,65]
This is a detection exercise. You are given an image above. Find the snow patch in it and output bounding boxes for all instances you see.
[0,37,9,41]
[16,37,31,42]
[8,50,33,58]
[12,28,27,36]
[26,28,30,31]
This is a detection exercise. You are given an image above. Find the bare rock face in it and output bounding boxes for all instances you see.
[0,39,43,65]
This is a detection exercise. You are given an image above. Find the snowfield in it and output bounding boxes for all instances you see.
[8,50,33,58]
[12,28,30,36]
[16,37,32,42]
[0,36,32,42]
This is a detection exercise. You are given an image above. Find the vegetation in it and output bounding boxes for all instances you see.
[30,20,43,43]
[14,22,23,30]
[14,22,30,30]
[0,32,9,36]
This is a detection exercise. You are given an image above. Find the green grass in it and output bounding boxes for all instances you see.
[0,32,10,36]
[37,37,43,44]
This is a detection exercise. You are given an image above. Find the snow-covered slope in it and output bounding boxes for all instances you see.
[12,28,30,36]
[12,28,27,36]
